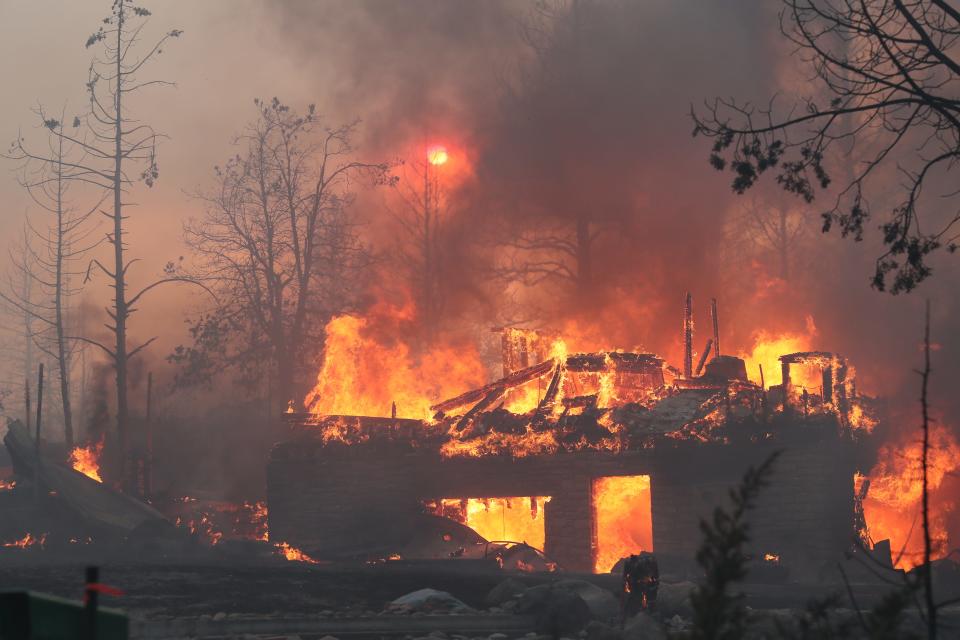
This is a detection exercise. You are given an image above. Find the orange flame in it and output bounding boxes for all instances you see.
[861,422,960,569]
[69,440,103,483]
[739,316,818,388]
[175,512,224,545]
[2,533,47,549]
[247,501,269,542]
[275,541,321,564]
[593,476,652,573]
[0,479,15,491]
[438,497,550,550]
[304,302,486,420]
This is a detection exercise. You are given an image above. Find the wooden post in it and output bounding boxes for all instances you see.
[144,372,153,500]
[683,292,693,379]
[694,338,713,376]
[710,298,720,358]
[33,363,44,502]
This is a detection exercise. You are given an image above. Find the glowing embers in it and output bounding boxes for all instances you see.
[433,497,550,551]
[275,541,321,564]
[593,475,653,573]
[2,533,47,549]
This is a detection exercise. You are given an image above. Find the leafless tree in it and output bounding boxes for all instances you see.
[492,220,600,296]
[0,225,37,425]
[174,99,388,412]
[387,148,451,338]
[693,0,960,294]
[490,0,604,300]
[2,110,103,447]
[726,196,809,282]
[7,0,184,487]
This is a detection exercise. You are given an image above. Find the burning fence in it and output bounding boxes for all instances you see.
[267,297,901,577]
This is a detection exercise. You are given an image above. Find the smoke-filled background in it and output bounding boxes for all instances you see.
[0,1,958,547]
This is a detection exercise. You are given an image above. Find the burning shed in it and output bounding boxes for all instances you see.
[268,333,878,577]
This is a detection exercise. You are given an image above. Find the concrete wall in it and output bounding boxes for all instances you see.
[267,426,856,576]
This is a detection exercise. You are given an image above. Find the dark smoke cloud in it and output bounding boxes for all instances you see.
[265,0,959,425]
[270,0,526,153]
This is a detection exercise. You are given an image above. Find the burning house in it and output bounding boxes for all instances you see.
[268,314,881,578]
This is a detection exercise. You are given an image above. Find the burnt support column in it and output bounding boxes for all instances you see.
[781,360,792,413]
[544,475,594,572]
[711,298,720,358]
[835,363,849,419]
[822,366,834,404]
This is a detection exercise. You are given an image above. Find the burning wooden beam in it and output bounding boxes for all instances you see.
[694,339,713,376]
[453,386,506,433]
[711,298,720,358]
[432,359,556,415]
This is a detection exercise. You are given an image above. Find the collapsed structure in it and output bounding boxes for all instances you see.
[268,317,881,578]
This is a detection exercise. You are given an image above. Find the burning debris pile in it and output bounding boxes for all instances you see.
[267,296,908,577]
[294,333,879,459]
[0,421,321,566]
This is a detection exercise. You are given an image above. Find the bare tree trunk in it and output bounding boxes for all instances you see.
[422,159,435,337]
[113,2,130,488]
[921,299,936,639]
[54,133,74,448]
[778,208,789,281]
[22,257,34,427]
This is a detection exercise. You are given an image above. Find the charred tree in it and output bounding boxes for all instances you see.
[175,99,388,412]
[9,1,183,487]
[2,110,103,448]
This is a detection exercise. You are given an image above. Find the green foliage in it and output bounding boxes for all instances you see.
[687,452,780,640]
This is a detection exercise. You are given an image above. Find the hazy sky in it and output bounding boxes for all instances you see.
[0,1,360,359]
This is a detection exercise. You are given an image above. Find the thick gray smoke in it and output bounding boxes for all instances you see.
[263,0,960,422]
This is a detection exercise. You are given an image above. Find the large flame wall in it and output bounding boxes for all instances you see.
[593,475,653,573]
[439,497,550,551]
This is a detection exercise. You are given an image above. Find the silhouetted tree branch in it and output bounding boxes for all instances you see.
[693,0,960,293]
